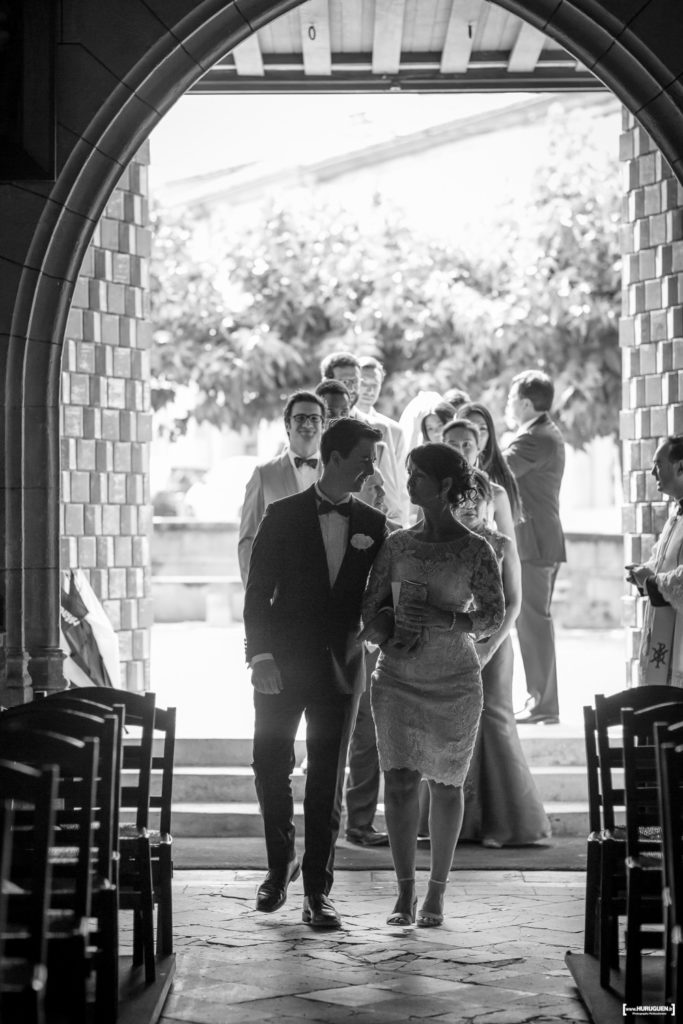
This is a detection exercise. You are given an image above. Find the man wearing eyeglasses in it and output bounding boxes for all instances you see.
[238,391,325,586]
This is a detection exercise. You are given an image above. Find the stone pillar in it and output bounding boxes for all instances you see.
[60,143,153,691]
[620,110,683,685]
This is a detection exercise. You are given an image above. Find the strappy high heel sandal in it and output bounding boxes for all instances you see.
[417,877,447,927]
[386,878,417,926]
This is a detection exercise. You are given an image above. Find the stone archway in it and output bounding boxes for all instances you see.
[1,0,682,700]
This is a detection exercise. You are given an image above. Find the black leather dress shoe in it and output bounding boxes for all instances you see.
[515,711,560,725]
[345,827,389,847]
[255,859,300,913]
[302,893,342,929]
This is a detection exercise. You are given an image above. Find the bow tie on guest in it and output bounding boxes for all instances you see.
[677,500,683,517]
[294,456,318,469]
[317,500,351,517]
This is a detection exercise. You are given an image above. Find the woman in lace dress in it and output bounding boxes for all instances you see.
[456,470,551,847]
[360,444,504,927]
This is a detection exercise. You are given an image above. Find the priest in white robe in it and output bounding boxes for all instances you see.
[628,434,683,686]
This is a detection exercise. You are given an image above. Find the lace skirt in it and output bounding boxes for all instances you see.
[370,630,483,787]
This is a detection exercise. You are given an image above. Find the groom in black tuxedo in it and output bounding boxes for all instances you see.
[244,417,387,928]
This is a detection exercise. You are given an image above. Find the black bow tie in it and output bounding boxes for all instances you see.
[317,500,351,517]
[677,500,683,517]
[294,456,318,469]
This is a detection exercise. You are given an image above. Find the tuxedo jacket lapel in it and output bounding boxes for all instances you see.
[278,452,298,494]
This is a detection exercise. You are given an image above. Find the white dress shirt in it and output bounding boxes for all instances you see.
[314,484,350,587]
[287,448,320,492]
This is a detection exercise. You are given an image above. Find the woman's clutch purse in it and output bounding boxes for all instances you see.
[387,579,427,658]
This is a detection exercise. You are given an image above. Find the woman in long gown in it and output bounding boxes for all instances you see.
[458,401,523,527]
[456,469,551,847]
[360,444,504,927]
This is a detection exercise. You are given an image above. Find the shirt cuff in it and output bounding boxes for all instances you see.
[250,653,275,667]
[646,576,670,607]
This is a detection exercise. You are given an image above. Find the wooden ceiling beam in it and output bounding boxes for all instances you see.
[372,0,407,75]
[441,0,480,74]
[231,34,265,77]
[507,21,546,73]
[300,0,332,76]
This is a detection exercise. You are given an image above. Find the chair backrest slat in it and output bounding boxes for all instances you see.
[0,727,98,918]
[595,688,683,833]
[0,703,120,881]
[0,758,57,969]
[49,688,155,832]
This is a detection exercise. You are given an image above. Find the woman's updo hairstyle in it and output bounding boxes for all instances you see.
[408,442,478,508]
[470,467,493,503]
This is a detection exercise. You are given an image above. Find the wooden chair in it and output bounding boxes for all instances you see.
[621,703,683,1003]
[594,687,683,991]
[657,724,683,1006]
[0,703,122,1017]
[47,688,159,978]
[0,796,11,1018]
[0,759,57,1024]
[0,728,98,1024]
[48,689,177,965]
[146,703,176,958]
[582,703,602,955]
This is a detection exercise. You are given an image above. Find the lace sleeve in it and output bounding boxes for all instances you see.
[655,567,683,612]
[362,535,394,624]
[468,538,505,639]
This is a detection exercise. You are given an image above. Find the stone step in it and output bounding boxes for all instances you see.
[163,800,590,838]
[164,763,607,804]
[170,732,588,767]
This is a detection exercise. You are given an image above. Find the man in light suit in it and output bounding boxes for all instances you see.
[503,370,566,725]
[244,417,386,928]
[320,351,408,527]
[238,391,325,587]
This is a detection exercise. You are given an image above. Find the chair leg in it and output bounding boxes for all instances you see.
[584,841,601,956]
[95,889,119,1024]
[624,879,643,1006]
[138,840,156,983]
[155,844,173,957]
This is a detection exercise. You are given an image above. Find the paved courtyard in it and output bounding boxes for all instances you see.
[149,624,617,1021]
[158,869,588,1024]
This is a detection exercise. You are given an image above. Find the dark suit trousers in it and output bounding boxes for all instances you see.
[345,648,381,833]
[252,681,356,896]
[516,561,560,717]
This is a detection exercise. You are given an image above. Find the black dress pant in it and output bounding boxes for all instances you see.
[252,679,356,896]
[516,560,560,717]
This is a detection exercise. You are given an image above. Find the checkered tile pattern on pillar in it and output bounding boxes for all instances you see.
[620,110,683,685]
[59,142,152,691]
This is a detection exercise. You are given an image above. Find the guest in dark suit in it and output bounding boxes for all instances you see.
[503,370,566,725]
[238,391,325,586]
[244,417,386,928]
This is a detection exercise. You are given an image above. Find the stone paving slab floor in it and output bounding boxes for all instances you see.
[154,869,590,1024]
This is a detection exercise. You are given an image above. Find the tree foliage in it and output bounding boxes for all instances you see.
[149,104,621,447]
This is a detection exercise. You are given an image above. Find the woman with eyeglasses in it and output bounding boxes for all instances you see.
[442,417,519,542]
[458,402,523,526]
[454,469,550,848]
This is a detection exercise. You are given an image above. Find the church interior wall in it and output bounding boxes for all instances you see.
[60,143,154,691]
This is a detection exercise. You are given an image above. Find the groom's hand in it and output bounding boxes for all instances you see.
[251,658,283,694]
[358,608,393,646]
